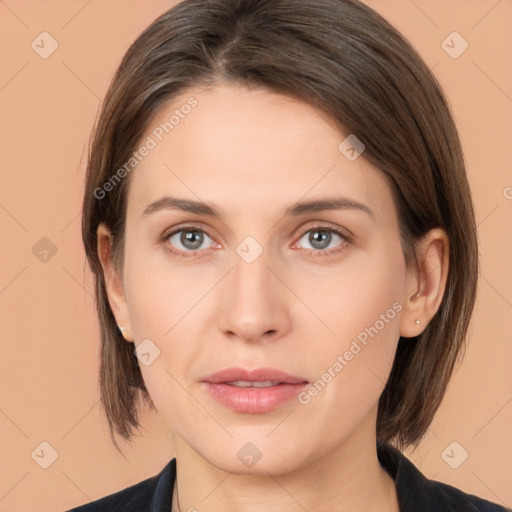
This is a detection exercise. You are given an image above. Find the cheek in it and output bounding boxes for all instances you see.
[299,243,406,402]
[123,267,199,428]
[291,260,404,450]
[302,242,406,351]
[122,240,210,340]
[121,247,213,414]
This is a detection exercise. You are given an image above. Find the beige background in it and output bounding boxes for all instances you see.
[1,1,511,510]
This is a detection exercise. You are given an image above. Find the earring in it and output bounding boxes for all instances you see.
[415,319,421,326]
[118,325,134,341]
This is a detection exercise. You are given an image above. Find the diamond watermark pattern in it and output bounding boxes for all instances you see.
[31,441,59,469]
[32,237,58,263]
[134,338,161,366]
[338,134,365,161]
[237,442,263,468]
[441,441,469,469]
[236,236,263,264]
[31,32,59,59]
[441,32,468,59]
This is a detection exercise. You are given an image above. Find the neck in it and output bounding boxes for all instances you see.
[170,416,399,512]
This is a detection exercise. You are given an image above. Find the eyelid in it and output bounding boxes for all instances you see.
[162,221,352,242]
[294,221,354,243]
[161,222,215,240]
[161,220,354,257]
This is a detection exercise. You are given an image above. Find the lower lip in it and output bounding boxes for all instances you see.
[203,382,309,413]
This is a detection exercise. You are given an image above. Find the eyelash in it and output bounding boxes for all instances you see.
[160,223,353,259]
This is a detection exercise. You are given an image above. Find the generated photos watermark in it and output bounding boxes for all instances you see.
[298,301,402,405]
[93,96,198,200]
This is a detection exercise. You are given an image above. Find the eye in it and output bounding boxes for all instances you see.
[164,227,216,258]
[161,223,351,259]
[294,225,351,256]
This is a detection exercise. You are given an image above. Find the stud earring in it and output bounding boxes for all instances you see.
[118,325,134,341]
[415,319,421,326]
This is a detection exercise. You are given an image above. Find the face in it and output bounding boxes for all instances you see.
[103,83,418,475]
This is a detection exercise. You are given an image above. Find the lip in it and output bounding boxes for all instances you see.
[202,367,308,385]
[201,367,309,413]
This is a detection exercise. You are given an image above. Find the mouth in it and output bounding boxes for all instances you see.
[201,367,309,413]
[224,380,284,387]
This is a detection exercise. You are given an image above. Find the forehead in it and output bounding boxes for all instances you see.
[126,83,394,221]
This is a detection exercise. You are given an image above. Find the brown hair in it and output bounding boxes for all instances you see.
[82,0,478,453]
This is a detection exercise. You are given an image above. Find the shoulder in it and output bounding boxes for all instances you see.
[377,442,510,512]
[419,477,510,512]
[64,458,176,512]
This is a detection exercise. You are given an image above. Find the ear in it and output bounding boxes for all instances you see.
[400,228,450,338]
[97,223,134,342]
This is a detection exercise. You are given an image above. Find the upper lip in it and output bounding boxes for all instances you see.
[202,367,309,384]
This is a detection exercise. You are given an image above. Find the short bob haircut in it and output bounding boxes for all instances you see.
[82,0,478,453]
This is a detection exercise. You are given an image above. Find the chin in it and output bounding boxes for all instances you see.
[212,451,306,477]
[189,432,319,478]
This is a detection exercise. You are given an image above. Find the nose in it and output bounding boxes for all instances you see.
[217,247,292,344]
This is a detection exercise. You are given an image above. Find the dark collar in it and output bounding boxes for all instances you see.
[376,441,508,512]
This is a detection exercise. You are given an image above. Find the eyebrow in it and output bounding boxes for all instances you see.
[142,195,374,219]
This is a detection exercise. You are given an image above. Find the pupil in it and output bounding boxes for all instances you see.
[311,230,330,249]
[182,230,202,249]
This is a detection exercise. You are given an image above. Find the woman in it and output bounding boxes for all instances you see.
[68,0,509,510]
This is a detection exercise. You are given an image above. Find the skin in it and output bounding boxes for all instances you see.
[97,83,449,512]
